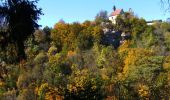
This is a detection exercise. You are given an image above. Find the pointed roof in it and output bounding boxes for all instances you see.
[110,9,123,16]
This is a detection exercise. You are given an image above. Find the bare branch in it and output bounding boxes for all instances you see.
[161,0,170,12]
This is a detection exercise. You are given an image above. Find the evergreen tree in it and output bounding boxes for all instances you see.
[0,0,42,61]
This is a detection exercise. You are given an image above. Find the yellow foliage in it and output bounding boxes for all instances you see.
[0,81,5,87]
[37,83,49,96]
[48,53,64,65]
[118,40,131,58]
[51,22,70,45]
[92,26,102,37]
[100,68,109,80]
[137,84,150,98]
[82,21,92,28]
[48,46,58,56]
[122,48,154,77]
[67,69,90,92]
[36,83,63,100]
[67,51,76,57]
[54,22,68,30]
[74,69,88,89]
[163,56,170,71]
[163,56,170,85]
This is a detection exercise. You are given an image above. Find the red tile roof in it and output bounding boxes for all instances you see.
[110,9,123,16]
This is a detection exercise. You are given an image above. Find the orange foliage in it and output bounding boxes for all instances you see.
[67,51,76,57]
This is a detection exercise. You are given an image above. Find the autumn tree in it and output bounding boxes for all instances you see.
[0,0,42,61]
[118,48,167,99]
[51,21,70,51]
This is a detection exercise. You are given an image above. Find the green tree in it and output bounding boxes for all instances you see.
[43,26,52,42]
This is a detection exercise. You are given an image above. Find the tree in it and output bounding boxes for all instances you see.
[51,22,70,51]
[160,0,170,12]
[120,48,167,99]
[95,10,108,24]
[113,5,116,11]
[43,26,51,42]
[0,0,42,61]
[34,30,46,43]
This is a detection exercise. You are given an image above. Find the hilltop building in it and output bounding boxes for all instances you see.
[109,9,124,24]
[146,20,162,25]
[101,8,133,48]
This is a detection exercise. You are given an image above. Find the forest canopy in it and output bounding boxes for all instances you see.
[0,0,170,100]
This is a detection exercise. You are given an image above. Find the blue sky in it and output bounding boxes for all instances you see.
[37,0,170,27]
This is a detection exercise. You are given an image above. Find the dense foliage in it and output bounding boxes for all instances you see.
[1,2,170,100]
